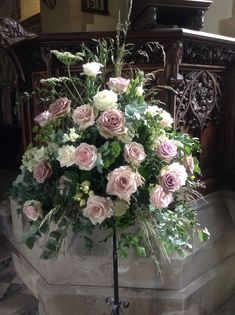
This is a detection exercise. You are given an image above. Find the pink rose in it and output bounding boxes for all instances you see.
[74,143,97,170]
[49,97,71,118]
[23,200,43,221]
[96,109,126,139]
[107,77,130,94]
[72,104,97,131]
[106,166,143,202]
[156,140,178,163]
[124,142,146,164]
[183,155,194,174]
[33,160,52,184]
[83,195,113,225]
[34,110,52,127]
[160,163,187,192]
[150,185,173,209]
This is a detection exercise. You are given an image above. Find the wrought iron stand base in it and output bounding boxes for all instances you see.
[106,227,129,315]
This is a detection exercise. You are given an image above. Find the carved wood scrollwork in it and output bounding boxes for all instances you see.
[175,70,223,131]
[183,42,235,65]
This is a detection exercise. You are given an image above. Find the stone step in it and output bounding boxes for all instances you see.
[158,226,235,290]
[212,295,235,315]
[157,252,235,314]
[13,248,235,315]
[0,287,38,315]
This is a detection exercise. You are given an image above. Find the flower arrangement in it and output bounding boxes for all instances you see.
[11,19,209,262]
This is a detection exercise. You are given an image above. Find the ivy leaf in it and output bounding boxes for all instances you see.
[198,228,210,242]
[25,236,38,249]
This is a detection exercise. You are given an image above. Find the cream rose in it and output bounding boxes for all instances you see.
[82,62,103,77]
[23,200,43,221]
[123,142,146,164]
[49,97,71,118]
[57,145,75,167]
[106,166,143,202]
[159,110,174,128]
[83,195,113,225]
[96,109,126,139]
[33,160,52,184]
[74,143,97,171]
[107,77,130,94]
[93,89,118,111]
[150,185,173,209]
[72,104,97,130]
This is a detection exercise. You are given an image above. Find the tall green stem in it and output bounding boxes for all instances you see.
[67,64,84,104]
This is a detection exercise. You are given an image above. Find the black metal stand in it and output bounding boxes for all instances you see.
[106,227,129,315]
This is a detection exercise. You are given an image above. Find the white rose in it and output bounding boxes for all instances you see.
[82,62,103,77]
[93,89,118,111]
[57,145,75,167]
[145,105,161,117]
[159,110,174,128]
[63,128,79,143]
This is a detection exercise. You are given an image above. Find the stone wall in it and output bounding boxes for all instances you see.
[40,0,128,33]
[203,0,233,34]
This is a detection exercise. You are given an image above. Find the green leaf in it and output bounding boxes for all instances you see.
[198,228,210,242]
[136,246,147,257]
[110,141,121,158]
[25,236,38,249]
[40,249,57,260]
[117,247,128,258]
[83,236,93,250]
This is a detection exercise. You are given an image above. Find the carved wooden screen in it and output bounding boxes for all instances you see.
[10,29,235,191]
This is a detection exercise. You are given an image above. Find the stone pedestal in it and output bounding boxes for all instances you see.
[11,190,235,314]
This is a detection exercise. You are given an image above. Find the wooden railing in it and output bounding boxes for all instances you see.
[1,19,235,191]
